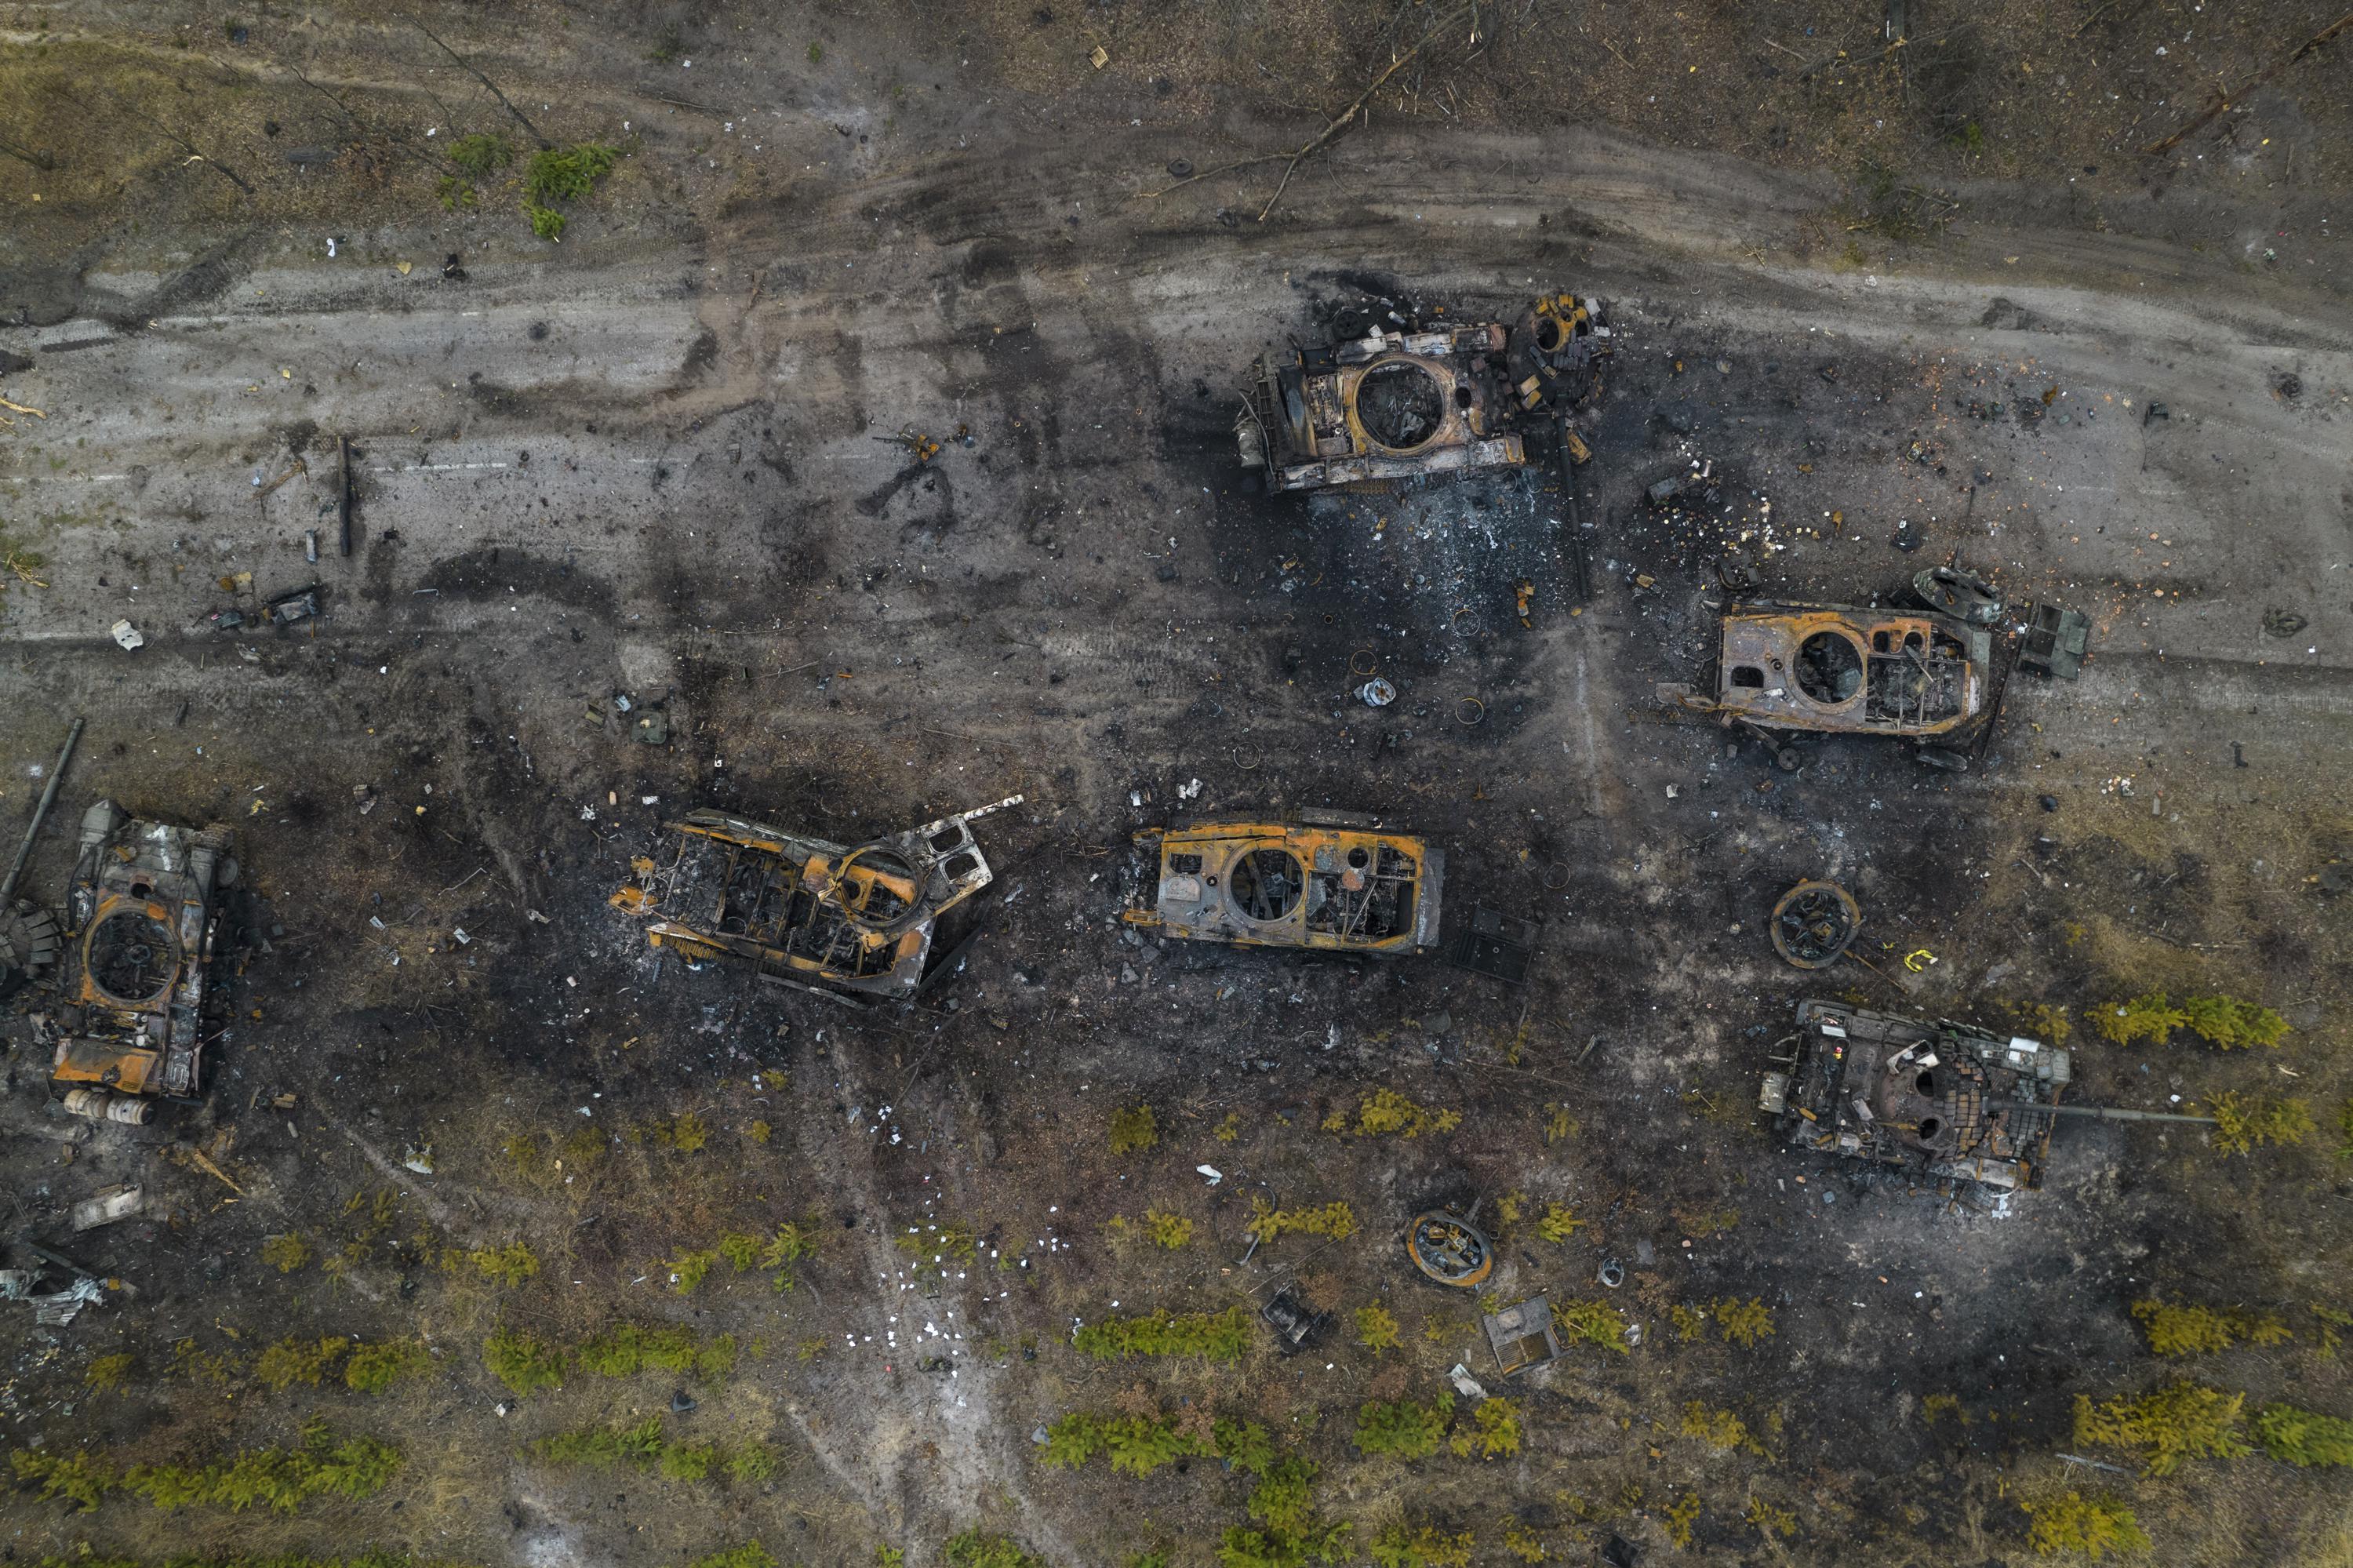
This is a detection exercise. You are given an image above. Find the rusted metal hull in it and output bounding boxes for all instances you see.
[613,797,1019,1004]
[1126,817,1444,955]
[49,802,231,1106]
[1659,601,1991,738]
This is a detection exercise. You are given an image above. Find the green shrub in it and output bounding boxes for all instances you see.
[1215,1418,1275,1477]
[689,1545,778,1568]
[944,1531,1046,1568]
[1681,1402,1761,1454]
[99,1428,403,1514]
[1663,1493,1700,1550]
[262,1234,311,1273]
[526,204,566,240]
[467,1242,541,1287]
[1246,1198,1357,1243]
[2095,993,2185,1046]
[1554,1298,1631,1355]
[1142,1209,1194,1248]
[448,133,514,176]
[256,1337,350,1391]
[2209,1093,2314,1156]
[342,1338,427,1394]
[10,1447,117,1511]
[2180,995,2289,1050]
[1448,1400,1521,1460]
[1353,1395,1454,1458]
[1109,1104,1159,1154]
[2131,1298,2290,1355]
[482,1326,566,1395]
[1073,1304,1251,1360]
[1712,1296,1776,1348]
[524,143,620,205]
[1322,1089,1460,1138]
[532,1417,773,1487]
[2074,1381,2251,1475]
[1356,1303,1402,1354]
[2024,1491,2151,1558]
[1535,1203,1584,1243]
[1040,1411,1107,1469]
[2253,1403,2353,1467]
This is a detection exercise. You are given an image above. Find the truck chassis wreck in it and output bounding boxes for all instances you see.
[1658,601,1992,742]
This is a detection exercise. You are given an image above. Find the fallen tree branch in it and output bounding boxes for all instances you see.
[412,18,550,148]
[1140,1,1478,216]
[2140,9,2351,155]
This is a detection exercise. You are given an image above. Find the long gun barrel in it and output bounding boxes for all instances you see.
[0,717,83,904]
[1987,1097,2217,1127]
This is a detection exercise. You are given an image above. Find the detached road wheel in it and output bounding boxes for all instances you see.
[0,900,62,996]
[1775,746,1803,773]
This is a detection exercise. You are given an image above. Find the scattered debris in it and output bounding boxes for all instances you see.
[1442,905,1540,984]
[402,1144,436,1174]
[110,619,145,652]
[1260,1285,1330,1352]
[2261,608,2309,639]
[613,795,1023,1004]
[69,1185,144,1232]
[1446,1362,1488,1400]
[1484,1293,1563,1377]
[1126,810,1444,955]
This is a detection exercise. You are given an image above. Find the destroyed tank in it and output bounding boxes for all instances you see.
[1237,292,1609,493]
[49,802,236,1119]
[1760,1000,2213,1201]
[612,796,1020,1005]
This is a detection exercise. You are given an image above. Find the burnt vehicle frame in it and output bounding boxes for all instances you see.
[1759,1000,2214,1200]
[613,795,1021,1006]
[47,801,237,1117]
[1124,809,1444,955]
[1237,291,1609,493]
[1658,599,1993,755]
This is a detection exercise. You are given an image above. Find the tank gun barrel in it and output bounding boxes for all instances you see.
[1986,1097,2217,1127]
[1,718,83,905]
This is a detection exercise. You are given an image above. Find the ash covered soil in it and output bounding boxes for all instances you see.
[2,5,2352,1566]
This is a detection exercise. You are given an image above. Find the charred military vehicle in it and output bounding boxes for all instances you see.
[613,795,1020,1005]
[1660,601,1992,751]
[49,802,237,1120]
[1126,811,1444,955]
[1237,291,1609,493]
[1760,1000,2213,1202]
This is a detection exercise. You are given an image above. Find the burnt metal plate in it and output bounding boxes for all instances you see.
[1442,904,1540,984]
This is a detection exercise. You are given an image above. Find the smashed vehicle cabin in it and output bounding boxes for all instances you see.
[612,796,1020,1005]
[49,802,236,1119]
[1660,602,1991,740]
[1237,292,1608,493]
[1126,813,1444,955]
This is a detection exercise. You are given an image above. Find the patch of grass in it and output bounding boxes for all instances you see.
[1214,1112,1242,1142]
[10,1448,115,1511]
[649,24,684,64]
[344,1339,427,1394]
[1354,1394,1454,1458]
[1073,1304,1250,1360]
[1536,1202,1584,1243]
[462,1241,540,1287]
[1681,1402,1763,1455]
[1448,1399,1521,1460]
[46,1427,406,1515]
[1666,1304,1708,1341]
[746,1119,772,1144]
[262,1234,311,1273]
[255,1337,350,1392]
[1745,1493,1797,1540]
[2132,1298,2290,1355]
[1922,1392,1968,1426]
[1370,1522,1473,1567]
[576,1324,738,1381]
[1109,1104,1159,1154]
[482,1326,566,1395]
[526,203,568,240]
[943,1531,1045,1568]
[435,174,478,211]
[84,1353,134,1393]
[2313,1305,2352,1356]
[649,1111,711,1152]
[2074,1381,2252,1476]
[1502,1522,1549,1562]
[1356,1302,1402,1354]
[1712,1296,1775,1348]
[1322,1088,1460,1138]
[806,42,824,64]
[1663,1493,1700,1550]
[2024,1491,2150,1559]
[524,142,620,205]
[666,1248,722,1291]
[532,1417,773,1488]
[1542,1104,1576,1144]
[894,1221,979,1277]
[1246,1198,1357,1243]
[2209,1093,2313,1156]
[447,133,513,176]
[2253,1404,2353,1467]
[688,1546,776,1568]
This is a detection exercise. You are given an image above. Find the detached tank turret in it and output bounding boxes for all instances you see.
[1759,1000,2213,1202]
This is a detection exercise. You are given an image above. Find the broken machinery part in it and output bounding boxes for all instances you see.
[2017,602,2093,680]
[1442,904,1540,984]
[1406,1208,1493,1289]
[1125,811,1444,955]
[612,795,1022,1006]
[1769,880,1862,970]
[1260,1285,1331,1352]
[1483,1292,1564,1377]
